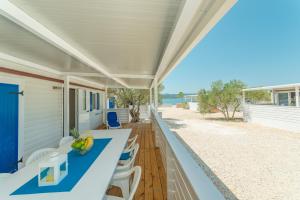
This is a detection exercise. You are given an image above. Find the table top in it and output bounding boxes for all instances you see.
[0,129,131,200]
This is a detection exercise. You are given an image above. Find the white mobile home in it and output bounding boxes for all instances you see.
[243,83,300,132]
[0,0,237,199]
[0,63,105,163]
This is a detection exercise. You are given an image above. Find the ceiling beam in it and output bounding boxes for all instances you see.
[152,0,237,87]
[0,0,129,88]
[63,72,155,79]
[0,52,105,90]
[69,76,105,89]
[152,0,204,87]
[0,52,62,75]
[112,74,155,79]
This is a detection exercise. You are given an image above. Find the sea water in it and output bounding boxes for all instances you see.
[162,98,185,105]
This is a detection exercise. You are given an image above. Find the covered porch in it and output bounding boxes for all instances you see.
[0,0,237,199]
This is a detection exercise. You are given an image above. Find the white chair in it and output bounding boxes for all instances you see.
[124,135,138,151]
[106,166,142,200]
[25,148,56,166]
[59,136,74,146]
[116,144,139,173]
[119,143,138,166]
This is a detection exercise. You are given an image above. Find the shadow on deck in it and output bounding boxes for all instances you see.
[100,123,167,200]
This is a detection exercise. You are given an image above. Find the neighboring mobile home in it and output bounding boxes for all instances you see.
[0,0,237,199]
[243,83,300,132]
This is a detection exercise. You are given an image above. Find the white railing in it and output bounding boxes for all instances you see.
[151,109,225,200]
[243,103,300,132]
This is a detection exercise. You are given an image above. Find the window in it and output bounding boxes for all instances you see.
[97,93,100,110]
[278,93,288,106]
[82,91,86,111]
[93,94,97,110]
[90,92,93,111]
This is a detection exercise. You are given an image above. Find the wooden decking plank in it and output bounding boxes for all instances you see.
[102,123,166,200]
[135,124,145,200]
[155,148,167,200]
[144,124,154,200]
[149,129,164,200]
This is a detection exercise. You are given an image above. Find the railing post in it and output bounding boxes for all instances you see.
[104,87,108,109]
[154,78,158,111]
[63,76,69,136]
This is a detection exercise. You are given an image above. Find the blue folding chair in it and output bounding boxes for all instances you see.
[106,111,121,129]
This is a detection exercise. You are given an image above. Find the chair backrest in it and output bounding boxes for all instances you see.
[125,135,138,151]
[59,136,74,147]
[25,148,56,166]
[127,144,139,170]
[107,111,118,123]
[118,144,139,171]
[113,166,142,200]
[128,166,142,200]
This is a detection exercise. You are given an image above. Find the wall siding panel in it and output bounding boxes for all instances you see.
[243,104,300,133]
[23,78,63,159]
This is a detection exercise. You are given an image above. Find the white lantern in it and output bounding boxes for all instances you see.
[38,153,68,186]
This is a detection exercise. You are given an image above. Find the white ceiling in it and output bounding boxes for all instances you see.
[0,0,236,89]
[0,16,100,73]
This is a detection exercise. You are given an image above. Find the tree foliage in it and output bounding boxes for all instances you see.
[177,91,184,99]
[245,90,271,103]
[198,80,246,120]
[108,88,149,122]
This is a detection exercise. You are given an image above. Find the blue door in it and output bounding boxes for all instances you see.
[0,83,19,173]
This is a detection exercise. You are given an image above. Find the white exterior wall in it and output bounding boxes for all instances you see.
[90,108,103,129]
[243,104,300,133]
[76,89,105,131]
[0,72,64,160]
[24,78,63,159]
[1,70,105,163]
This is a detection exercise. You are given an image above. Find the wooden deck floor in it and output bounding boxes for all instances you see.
[105,123,167,200]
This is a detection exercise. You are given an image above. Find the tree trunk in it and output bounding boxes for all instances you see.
[129,106,140,123]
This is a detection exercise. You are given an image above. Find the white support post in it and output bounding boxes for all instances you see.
[288,92,292,106]
[105,87,108,109]
[64,76,70,136]
[270,89,274,104]
[154,79,158,111]
[296,87,299,107]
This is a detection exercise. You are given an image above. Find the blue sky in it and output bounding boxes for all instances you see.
[163,0,300,94]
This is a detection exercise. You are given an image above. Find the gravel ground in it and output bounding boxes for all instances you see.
[159,106,300,200]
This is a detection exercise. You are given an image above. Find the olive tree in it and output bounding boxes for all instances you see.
[177,91,184,98]
[108,88,149,122]
[198,80,246,120]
